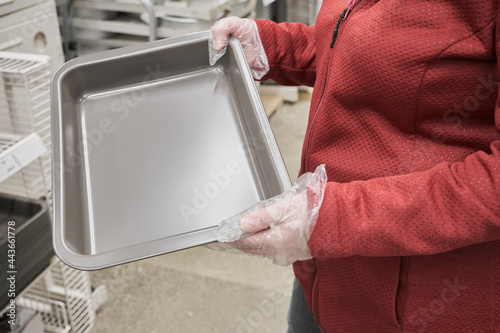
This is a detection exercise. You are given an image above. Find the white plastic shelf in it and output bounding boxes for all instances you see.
[0,133,46,184]
[0,51,52,200]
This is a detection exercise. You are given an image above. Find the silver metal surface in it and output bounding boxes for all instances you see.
[51,31,291,270]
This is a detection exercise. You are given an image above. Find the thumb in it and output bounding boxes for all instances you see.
[240,197,293,233]
[240,208,273,234]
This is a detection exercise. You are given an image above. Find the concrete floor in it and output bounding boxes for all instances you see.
[90,98,311,333]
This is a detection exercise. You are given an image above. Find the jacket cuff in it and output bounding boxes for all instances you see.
[309,182,346,258]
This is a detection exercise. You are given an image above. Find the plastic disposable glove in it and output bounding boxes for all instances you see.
[212,165,327,266]
[209,17,269,80]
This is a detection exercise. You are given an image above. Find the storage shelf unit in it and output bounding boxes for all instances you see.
[0,132,47,183]
[56,0,257,54]
[0,260,71,333]
[0,51,52,200]
[1,258,107,333]
[0,0,65,75]
[22,259,98,333]
[0,0,46,17]
[0,49,106,333]
[67,0,243,21]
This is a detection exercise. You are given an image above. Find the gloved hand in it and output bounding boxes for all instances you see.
[209,17,269,80]
[212,165,327,266]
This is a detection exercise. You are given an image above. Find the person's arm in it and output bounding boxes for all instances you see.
[255,19,317,87]
[222,135,499,263]
[311,141,500,258]
[215,18,500,266]
[309,15,500,259]
[210,17,316,86]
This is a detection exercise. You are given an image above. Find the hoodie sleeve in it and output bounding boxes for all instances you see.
[310,142,500,258]
[254,19,316,87]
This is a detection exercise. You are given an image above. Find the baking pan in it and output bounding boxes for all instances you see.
[51,31,291,270]
[0,193,53,310]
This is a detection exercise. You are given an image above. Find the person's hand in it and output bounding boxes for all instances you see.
[212,165,327,266]
[231,192,313,266]
[209,17,269,79]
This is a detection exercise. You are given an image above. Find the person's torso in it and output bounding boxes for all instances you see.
[296,0,500,332]
[302,0,499,179]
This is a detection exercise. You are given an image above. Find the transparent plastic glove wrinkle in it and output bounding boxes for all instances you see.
[209,17,269,80]
[211,164,327,266]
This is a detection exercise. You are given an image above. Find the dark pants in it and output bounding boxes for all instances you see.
[287,279,322,333]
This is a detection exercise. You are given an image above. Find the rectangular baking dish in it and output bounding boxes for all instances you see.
[51,31,291,270]
[0,193,53,309]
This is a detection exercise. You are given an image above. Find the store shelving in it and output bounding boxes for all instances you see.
[0,48,106,333]
[56,0,257,54]
[0,51,52,200]
[0,133,47,184]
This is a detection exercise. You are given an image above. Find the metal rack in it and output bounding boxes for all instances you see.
[17,295,71,333]
[2,260,71,333]
[0,133,47,184]
[19,259,103,333]
[0,50,106,333]
[0,0,65,75]
[2,258,107,333]
[0,52,52,200]
[57,0,257,57]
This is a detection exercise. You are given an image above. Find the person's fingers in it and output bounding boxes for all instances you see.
[230,19,253,40]
[235,227,270,247]
[239,208,273,234]
[219,238,268,256]
[235,227,283,260]
[211,17,255,50]
[240,195,295,234]
[211,18,239,50]
[210,23,230,51]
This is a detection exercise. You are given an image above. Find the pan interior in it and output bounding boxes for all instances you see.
[79,68,262,255]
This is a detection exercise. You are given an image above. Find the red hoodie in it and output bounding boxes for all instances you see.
[256,0,500,332]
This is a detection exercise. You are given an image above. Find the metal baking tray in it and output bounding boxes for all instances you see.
[51,31,291,270]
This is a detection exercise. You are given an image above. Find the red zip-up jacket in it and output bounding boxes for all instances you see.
[256,0,500,332]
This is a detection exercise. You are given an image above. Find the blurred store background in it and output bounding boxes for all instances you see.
[0,0,319,332]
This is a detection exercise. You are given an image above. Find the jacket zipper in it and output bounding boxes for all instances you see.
[308,0,361,322]
[304,0,361,173]
[330,8,348,48]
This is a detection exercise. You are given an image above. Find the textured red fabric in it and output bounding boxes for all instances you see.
[256,0,500,332]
